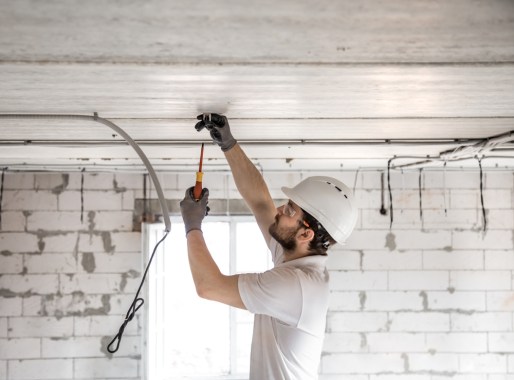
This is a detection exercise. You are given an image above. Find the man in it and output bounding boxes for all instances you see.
[180,114,357,379]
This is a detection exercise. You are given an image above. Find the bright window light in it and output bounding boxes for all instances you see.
[144,217,271,380]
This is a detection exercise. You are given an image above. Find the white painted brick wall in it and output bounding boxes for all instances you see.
[0,169,513,379]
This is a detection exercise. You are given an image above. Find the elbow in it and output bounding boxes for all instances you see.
[195,282,215,300]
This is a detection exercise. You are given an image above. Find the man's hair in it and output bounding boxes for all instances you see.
[301,209,336,256]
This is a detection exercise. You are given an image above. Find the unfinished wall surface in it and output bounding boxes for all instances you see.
[0,170,513,380]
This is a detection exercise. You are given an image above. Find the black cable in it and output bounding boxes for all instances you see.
[0,168,6,228]
[80,168,85,224]
[107,230,169,353]
[387,158,394,228]
[477,157,487,231]
[418,169,423,222]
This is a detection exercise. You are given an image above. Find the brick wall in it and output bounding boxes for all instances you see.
[0,170,513,379]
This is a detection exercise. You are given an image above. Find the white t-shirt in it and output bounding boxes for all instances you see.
[238,238,330,380]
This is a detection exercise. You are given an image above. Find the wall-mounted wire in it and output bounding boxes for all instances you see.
[477,156,487,231]
[418,169,424,224]
[0,168,5,229]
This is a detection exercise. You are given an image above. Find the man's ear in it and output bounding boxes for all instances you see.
[297,228,315,243]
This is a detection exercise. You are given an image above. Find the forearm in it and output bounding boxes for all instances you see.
[186,230,222,298]
[224,144,273,208]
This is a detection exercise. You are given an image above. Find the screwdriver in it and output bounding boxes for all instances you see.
[193,143,205,201]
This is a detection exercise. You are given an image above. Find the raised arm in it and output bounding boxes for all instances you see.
[195,114,277,243]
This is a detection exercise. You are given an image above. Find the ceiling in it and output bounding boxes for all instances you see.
[1,0,514,172]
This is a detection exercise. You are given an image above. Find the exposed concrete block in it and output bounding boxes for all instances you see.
[78,233,105,252]
[450,271,511,291]
[487,209,514,229]
[360,171,383,190]
[327,250,361,270]
[9,317,73,338]
[485,250,514,270]
[57,191,82,211]
[322,332,362,353]
[389,271,449,290]
[83,191,123,211]
[0,318,6,337]
[362,250,422,270]
[26,211,83,231]
[422,209,479,229]
[22,296,43,317]
[59,274,122,294]
[486,292,514,311]
[2,190,58,211]
[25,253,77,274]
[74,357,138,378]
[9,358,73,379]
[328,291,361,311]
[327,312,388,332]
[368,333,427,354]
[426,332,488,353]
[423,250,484,270]
[0,211,26,231]
[110,232,141,252]
[34,173,72,193]
[485,172,514,189]
[489,333,514,353]
[426,291,486,312]
[393,230,452,250]
[83,173,115,190]
[361,209,420,230]
[321,353,404,374]
[0,359,5,379]
[0,232,39,253]
[3,173,34,189]
[0,274,59,295]
[0,297,22,316]
[330,271,388,291]
[451,312,512,332]
[0,338,41,359]
[122,190,136,210]
[39,232,79,253]
[389,312,450,332]
[452,230,513,250]
[0,254,23,274]
[80,253,140,274]
[344,230,396,250]
[74,315,139,336]
[91,211,133,231]
[41,293,110,318]
[483,189,513,209]
[113,173,143,190]
[450,189,480,209]
[364,291,424,311]
[459,353,507,373]
[42,336,140,358]
[408,353,459,372]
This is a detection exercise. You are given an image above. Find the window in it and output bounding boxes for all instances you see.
[144,216,271,380]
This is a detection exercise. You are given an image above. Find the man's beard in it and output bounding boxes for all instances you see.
[268,216,301,251]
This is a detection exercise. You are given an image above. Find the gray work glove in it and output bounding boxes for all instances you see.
[195,113,237,152]
[180,187,210,235]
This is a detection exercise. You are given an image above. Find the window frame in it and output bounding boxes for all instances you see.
[142,215,268,380]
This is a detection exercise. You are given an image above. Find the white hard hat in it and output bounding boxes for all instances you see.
[282,176,358,245]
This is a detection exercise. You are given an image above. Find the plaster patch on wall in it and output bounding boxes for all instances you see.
[359,332,367,349]
[401,353,410,372]
[120,270,140,292]
[51,174,69,195]
[385,232,396,251]
[100,336,114,358]
[359,291,366,311]
[101,232,115,254]
[87,211,96,234]
[113,178,127,193]
[81,252,96,273]
[419,291,428,310]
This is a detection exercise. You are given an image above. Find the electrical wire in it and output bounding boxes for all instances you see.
[477,156,487,231]
[0,168,5,228]
[107,230,169,353]
[0,113,171,232]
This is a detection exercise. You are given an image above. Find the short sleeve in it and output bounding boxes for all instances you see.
[238,267,303,326]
